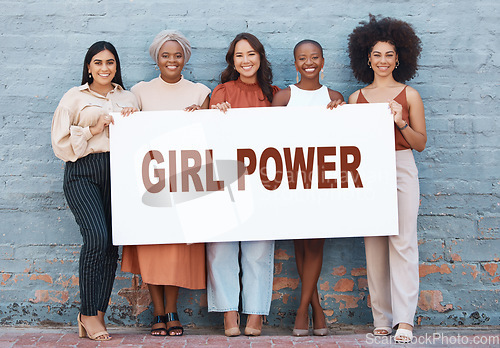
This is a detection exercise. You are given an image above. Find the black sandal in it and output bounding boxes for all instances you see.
[165,312,184,336]
[150,315,167,336]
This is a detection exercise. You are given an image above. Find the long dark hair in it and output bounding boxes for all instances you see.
[220,33,274,103]
[81,41,125,89]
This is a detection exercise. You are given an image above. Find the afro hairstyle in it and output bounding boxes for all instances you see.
[348,14,422,83]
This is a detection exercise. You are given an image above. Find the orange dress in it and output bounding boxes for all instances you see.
[120,76,210,289]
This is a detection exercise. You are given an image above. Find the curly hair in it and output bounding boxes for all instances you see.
[220,33,274,103]
[348,14,422,83]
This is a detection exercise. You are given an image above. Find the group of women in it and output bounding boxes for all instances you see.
[51,15,426,344]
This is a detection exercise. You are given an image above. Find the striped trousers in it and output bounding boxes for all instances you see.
[63,152,118,316]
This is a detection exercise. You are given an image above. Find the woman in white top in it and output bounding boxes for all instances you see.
[51,41,138,341]
[272,39,343,337]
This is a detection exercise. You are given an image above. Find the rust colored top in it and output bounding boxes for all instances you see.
[210,78,280,108]
[356,86,411,151]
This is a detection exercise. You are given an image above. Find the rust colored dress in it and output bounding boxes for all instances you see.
[120,76,210,289]
[210,78,280,108]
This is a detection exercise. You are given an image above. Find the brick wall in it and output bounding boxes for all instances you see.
[0,0,498,327]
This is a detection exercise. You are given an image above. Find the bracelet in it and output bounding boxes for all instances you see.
[397,122,408,130]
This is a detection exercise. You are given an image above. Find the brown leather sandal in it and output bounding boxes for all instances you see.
[165,312,184,336]
[150,315,167,336]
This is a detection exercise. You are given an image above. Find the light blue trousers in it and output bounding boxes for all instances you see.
[207,240,275,315]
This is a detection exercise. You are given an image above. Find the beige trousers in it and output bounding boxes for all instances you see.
[364,149,420,328]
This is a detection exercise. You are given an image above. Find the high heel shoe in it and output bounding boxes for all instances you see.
[292,327,309,336]
[292,312,309,336]
[312,311,328,336]
[224,312,240,337]
[77,313,111,341]
[244,315,263,336]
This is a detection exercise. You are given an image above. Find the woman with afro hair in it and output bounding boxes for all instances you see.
[347,15,426,344]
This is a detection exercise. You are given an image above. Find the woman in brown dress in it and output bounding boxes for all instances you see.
[121,30,210,336]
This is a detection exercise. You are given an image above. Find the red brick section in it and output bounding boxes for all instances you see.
[331,265,347,276]
[417,290,453,312]
[333,279,354,292]
[483,263,498,276]
[1,327,499,347]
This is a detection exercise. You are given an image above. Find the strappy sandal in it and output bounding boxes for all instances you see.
[373,326,393,336]
[395,328,413,343]
[77,313,111,341]
[165,312,184,336]
[150,315,167,336]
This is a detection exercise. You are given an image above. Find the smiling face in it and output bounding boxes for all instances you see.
[87,49,117,89]
[368,41,398,78]
[233,39,261,84]
[294,42,324,80]
[157,40,185,83]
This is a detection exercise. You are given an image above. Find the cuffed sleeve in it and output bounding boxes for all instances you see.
[69,125,93,159]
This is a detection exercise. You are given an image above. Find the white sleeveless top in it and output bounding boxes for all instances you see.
[286,85,331,106]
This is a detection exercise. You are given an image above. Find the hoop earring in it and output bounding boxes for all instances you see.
[395,60,400,69]
[321,68,324,80]
[367,61,372,69]
[296,71,299,83]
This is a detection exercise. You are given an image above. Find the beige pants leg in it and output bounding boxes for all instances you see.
[365,149,420,328]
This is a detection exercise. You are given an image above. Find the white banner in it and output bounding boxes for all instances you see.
[110,104,398,245]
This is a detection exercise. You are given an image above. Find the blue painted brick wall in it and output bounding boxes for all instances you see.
[0,0,498,328]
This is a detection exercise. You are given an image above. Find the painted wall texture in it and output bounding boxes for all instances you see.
[0,0,498,328]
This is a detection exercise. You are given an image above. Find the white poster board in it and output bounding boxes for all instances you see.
[110,104,398,245]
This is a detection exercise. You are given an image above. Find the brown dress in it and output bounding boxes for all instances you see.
[120,76,210,289]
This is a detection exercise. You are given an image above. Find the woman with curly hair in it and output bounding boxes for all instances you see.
[347,15,426,343]
[207,32,280,337]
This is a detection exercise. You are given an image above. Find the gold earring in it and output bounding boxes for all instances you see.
[321,69,324,80]
[296,71,299,83]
